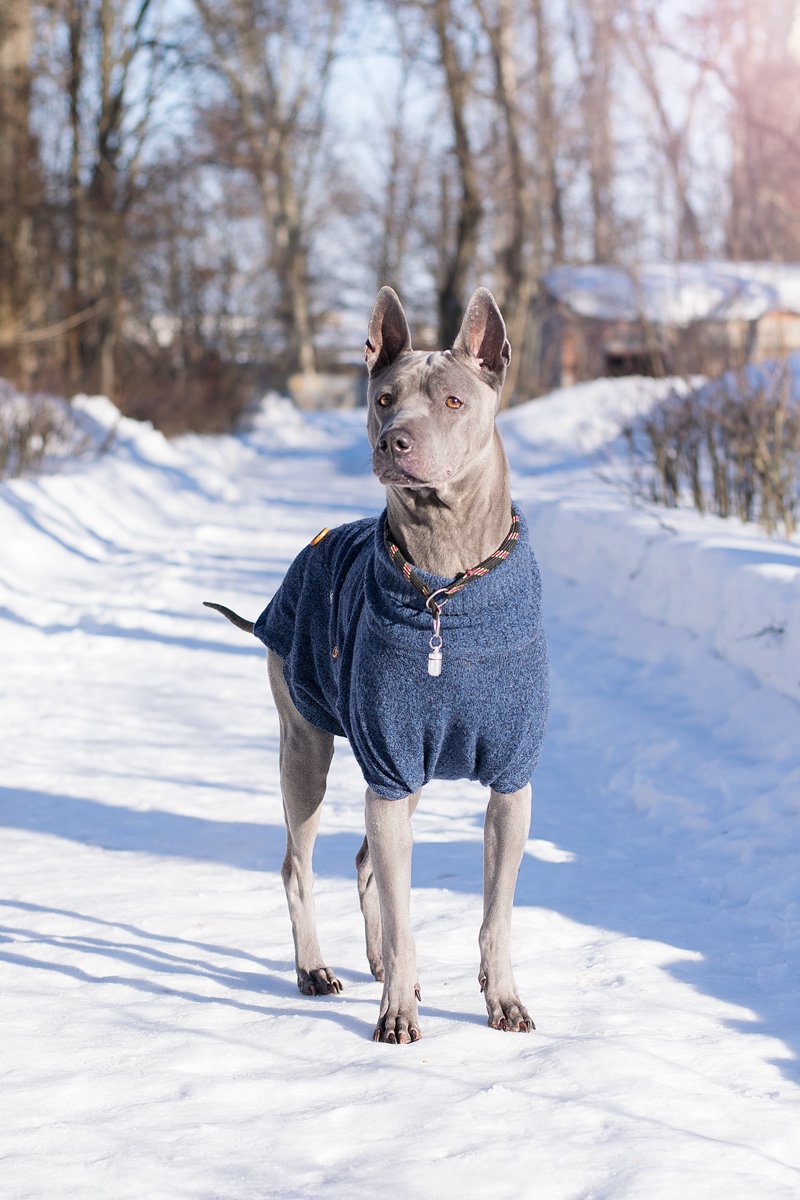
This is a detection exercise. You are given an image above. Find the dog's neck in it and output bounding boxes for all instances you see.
[384,428,512,577]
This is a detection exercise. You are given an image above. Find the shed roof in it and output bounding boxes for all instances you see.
[542,262,800,326]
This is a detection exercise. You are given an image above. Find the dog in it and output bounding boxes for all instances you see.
[206,286,549,1042]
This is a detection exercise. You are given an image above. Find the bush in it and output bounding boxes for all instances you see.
[625,360,800,536]
[0,382,92,478]
[114,343,260,437]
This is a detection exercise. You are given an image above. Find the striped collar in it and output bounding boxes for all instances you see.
[383,510,520,618]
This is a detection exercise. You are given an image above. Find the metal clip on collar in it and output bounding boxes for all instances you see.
[425,588,450,677]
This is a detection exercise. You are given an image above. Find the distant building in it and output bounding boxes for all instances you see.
[538,263,800,387]
[287,370,367,410]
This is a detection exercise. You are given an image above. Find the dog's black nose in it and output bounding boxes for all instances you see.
[379,428,414,455]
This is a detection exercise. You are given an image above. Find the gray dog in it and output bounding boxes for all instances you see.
[207,287,549,1043]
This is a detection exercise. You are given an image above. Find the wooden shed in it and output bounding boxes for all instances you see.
[538,263,800,388]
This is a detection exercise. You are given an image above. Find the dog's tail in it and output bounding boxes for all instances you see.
[203,601,255,634]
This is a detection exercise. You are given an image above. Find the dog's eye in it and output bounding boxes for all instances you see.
[378,394,392,407]
[445,396,463,409]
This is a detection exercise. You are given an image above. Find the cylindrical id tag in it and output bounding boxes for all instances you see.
[428,630,443,676]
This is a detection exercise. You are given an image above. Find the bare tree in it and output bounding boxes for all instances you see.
[115,153,264,435]
[375,69,423,295]
[657,0,800,262]
[371,15,431,301]
[532,0,563,265]
[63,0,169,397]
[475,0,531,384]
[726,24,800,259]
[194,0,342,375]
[0,0,41,387]
[431,0,484,346]
[618,0,705,260]
[570,0,617,262]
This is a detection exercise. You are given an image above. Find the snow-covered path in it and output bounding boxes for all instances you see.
[1,398,799,1198]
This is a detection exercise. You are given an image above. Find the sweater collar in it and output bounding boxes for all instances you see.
[372,502,528,616]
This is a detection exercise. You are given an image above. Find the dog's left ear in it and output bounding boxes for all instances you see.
[452,288,511,382]
[365,287,413,374]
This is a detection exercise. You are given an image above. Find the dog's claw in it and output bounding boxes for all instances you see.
[297,967,342,996]
[481,973,534,1031]
[488,1019,534,1032]
[487,1006,535,1032]
[379,1026,417,1045]
[373,1004,422,1045]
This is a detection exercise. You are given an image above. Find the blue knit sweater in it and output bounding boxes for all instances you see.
[254,506,549,800]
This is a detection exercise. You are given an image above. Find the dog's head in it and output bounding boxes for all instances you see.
[365,287,510,490]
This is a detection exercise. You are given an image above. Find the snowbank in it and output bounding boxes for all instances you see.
[0,382,97,476]
[527,493,800,701]
[243,392,330,448]
[501,377,800,703]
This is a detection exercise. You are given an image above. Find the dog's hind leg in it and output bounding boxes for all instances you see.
[355,838,384,981]
[479,784,535,1031]
[267,649,340,996]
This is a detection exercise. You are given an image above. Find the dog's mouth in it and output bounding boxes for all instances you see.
[372,446,454,488]
[375,463,427,486]
[374,462,454,488]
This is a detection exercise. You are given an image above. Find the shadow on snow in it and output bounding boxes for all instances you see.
[1,772,798,1072]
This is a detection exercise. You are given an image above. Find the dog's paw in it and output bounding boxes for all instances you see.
[297,967,342,996]
[486,1001,534,1032]
[373,996,421,1044]
[480,972,534,1032]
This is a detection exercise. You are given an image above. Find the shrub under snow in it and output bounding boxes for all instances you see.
[625,357,800,536]
[0,381,98,479]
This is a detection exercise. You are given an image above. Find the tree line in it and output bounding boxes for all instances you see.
[1,0,799,430]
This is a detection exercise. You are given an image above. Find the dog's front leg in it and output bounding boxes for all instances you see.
[364,787,421,1043]
[479,785,535,1032]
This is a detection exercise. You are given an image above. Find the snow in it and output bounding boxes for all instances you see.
[500,377,800,703]
[543,261,800,325]
[1,379,799,1197]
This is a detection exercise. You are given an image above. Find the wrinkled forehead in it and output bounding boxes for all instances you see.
[369,350,499,403]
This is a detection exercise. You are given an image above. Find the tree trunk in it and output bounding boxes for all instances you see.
[477,0,531,402]
[0,0,38,387]
[433,0,483,348]
[532,0,563,264]
[67,0,86,388]
[64,0,154,398]
[585,0,616,263]
[271,145,316,375]
[242,129,317,376]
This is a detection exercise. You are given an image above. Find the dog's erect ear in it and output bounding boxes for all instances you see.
[452,288,511,381]
[365,287,413,374]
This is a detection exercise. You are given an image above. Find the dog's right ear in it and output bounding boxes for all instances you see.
[365,287,413,374]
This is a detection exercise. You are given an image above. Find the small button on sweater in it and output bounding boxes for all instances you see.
[254,505,549,800]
